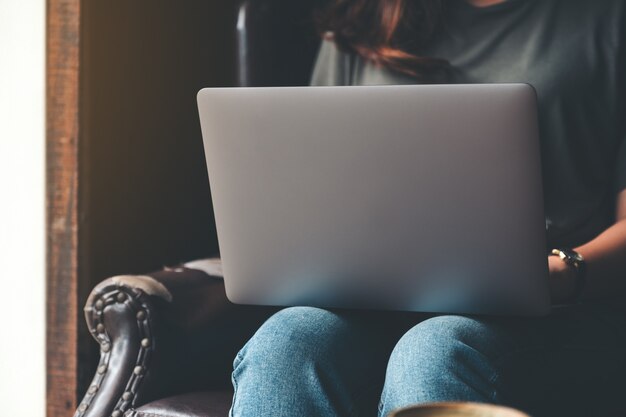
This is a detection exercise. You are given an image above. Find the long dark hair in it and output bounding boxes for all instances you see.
[317,0,449,81]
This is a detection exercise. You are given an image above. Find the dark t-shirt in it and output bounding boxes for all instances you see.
[311,0,626,248]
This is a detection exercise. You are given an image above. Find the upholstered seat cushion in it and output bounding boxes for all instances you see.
[129,391,232,417]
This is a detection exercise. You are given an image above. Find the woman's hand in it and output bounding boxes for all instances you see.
[547,255,577,304]
[542,191,626,302]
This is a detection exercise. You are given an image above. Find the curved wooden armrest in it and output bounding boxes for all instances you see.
[74,258,277,417]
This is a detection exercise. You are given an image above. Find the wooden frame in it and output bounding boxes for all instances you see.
[46,0,82,416]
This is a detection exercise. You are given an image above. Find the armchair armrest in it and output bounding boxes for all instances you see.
[74,258,277,417]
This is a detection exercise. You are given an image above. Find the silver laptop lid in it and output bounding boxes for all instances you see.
[197,84,550,316]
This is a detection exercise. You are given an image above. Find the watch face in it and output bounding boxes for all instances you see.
[560,248,584,262]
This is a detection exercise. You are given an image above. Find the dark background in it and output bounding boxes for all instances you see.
[48,1,324,414]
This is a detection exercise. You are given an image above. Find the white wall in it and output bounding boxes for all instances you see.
[0,0,46,415]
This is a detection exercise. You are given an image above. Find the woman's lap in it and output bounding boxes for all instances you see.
[230,307,410,417]
[230,304,626,417]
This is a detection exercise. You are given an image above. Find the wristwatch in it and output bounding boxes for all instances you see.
[549,248,586,302]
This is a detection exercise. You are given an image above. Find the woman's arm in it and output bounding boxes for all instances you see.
[549,189,626,302]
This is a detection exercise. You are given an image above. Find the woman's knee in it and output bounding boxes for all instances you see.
[385,316,496,402]
[235,306,348,370]
[389,315,494,364]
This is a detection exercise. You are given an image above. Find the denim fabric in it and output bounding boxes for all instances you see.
[230,305,626,417]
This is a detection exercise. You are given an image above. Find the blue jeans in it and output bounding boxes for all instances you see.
[230,305,626,417]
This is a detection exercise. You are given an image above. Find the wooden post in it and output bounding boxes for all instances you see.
[46,0,81,415]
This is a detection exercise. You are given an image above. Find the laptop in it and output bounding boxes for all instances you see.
[197,84,551,316]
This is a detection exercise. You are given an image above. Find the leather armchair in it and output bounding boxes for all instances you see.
[75,261,277,417]
[235,0,325,87]
[74,1,323,416]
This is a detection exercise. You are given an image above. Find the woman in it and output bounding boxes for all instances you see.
[230,0,626,416]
